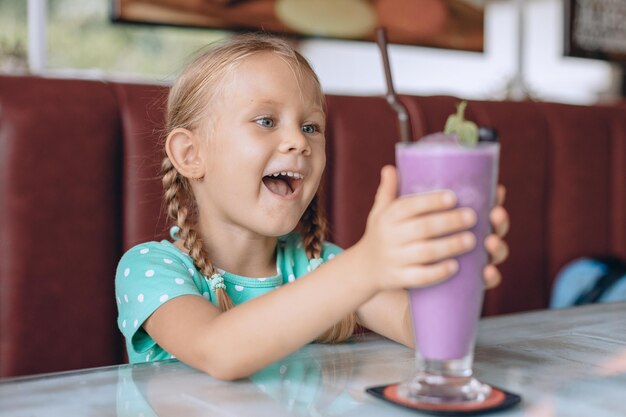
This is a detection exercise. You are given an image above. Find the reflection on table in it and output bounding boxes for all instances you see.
[1,302,625,417]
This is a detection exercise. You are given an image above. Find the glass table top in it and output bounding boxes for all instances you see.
[1,302,625,417]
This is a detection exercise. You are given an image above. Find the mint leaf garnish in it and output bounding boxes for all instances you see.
[444,101,478,146]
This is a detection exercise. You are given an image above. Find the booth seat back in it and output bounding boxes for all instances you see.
[1,75,625,377]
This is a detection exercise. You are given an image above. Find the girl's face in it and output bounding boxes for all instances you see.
[194,52,326,238]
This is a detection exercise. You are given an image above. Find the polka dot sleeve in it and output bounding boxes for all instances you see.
[115,242,206,357]
[321,241,343,261]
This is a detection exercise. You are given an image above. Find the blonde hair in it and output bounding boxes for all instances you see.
[161,33,357,343]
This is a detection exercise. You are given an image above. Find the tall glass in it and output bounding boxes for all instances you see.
[395,140,499,404]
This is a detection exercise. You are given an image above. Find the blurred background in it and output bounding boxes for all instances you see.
[0,0,623,104]
[2,0,626,381]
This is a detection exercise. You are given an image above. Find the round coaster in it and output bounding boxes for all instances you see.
[366,383,521,415]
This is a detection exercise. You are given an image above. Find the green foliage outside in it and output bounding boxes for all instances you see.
[0,0,28,72]
[0,0,227,81]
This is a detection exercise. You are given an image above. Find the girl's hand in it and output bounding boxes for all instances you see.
[355,165,477,293]
[483,185,510,289]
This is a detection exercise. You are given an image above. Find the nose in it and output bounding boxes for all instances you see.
[278,127,311,156]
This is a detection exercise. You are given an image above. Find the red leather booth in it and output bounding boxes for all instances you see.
[1,75,625,377]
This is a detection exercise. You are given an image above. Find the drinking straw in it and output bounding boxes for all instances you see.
[376,27,412,143]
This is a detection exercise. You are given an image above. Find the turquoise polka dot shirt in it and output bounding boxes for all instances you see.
[115,233,343,363]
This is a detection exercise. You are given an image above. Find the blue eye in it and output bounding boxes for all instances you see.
[302,124,319,134]
[255,117,274,128]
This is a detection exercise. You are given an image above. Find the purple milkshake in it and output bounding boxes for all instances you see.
[395,115,499,403]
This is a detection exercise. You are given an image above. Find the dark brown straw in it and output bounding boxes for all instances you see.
[376,27,411,143]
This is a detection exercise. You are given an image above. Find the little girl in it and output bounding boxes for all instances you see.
[115,34,509,380]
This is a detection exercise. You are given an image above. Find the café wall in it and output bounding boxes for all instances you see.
[6,0,620,104]
[300,0,619,105]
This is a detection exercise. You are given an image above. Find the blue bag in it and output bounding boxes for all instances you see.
[550,256,626,308]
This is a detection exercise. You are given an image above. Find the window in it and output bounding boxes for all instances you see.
[0,1,27,72]
[0,0,227,82]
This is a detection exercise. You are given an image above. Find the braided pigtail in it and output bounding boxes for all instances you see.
[162,157,235,312]
[300,194,358,344]
[300,194,328,260]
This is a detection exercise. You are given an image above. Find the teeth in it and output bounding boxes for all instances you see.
[268,171,304,179]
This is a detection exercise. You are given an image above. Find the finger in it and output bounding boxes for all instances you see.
[489,206,510,238]
[496,185,506,206]
[389,190,457,221]
[485,234,509,265]
[402,232,476,265]
[401,260,459,289]
[370,165,399,217]
[397,208,477,243]
[483,264,502,290]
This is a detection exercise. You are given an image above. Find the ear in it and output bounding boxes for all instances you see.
[165,128,205,180]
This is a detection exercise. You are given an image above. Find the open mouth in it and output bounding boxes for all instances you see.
[262,171,304,197]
